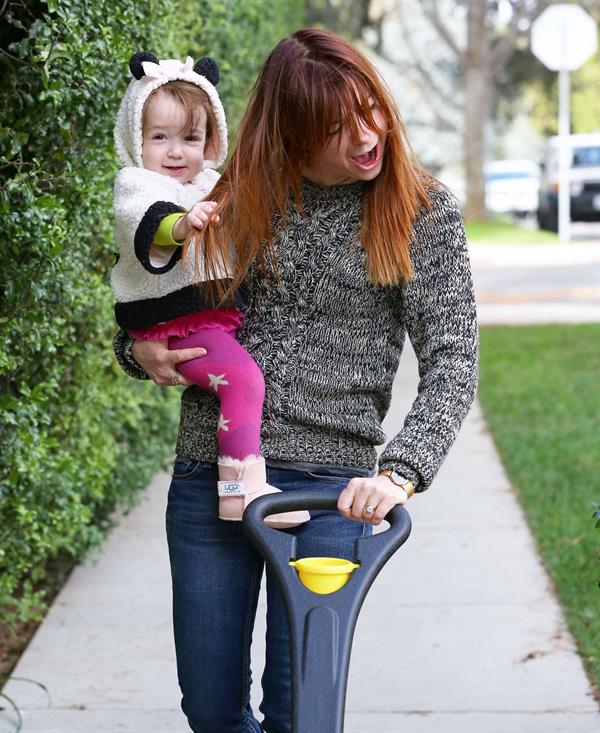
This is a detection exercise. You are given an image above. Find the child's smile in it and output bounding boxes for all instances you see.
[141,91,209,184]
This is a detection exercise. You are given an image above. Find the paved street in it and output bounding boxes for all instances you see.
[470,242,600,325]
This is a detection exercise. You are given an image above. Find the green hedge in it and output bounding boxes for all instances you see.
[0,0,304,625]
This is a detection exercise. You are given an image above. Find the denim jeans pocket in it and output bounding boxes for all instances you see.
[302,467,372,482]
[167,460,226,533]
[172,458,215,480]
[302,472,351,483]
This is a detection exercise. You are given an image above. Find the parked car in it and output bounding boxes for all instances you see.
[437,170,466,205]
[485,159,541,217]
[537,132,600,232]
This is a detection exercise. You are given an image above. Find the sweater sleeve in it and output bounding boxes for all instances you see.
[378,189,479,490]
[113,329,150,381]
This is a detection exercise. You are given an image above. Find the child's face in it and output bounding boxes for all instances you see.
[303,97,386,186]
[142,91,213,183]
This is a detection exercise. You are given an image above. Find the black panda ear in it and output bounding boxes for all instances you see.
[194,57,220,86]
[129,51,159,80]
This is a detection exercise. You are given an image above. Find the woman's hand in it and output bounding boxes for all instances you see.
[338,474,410,526]
[131,338,206,387]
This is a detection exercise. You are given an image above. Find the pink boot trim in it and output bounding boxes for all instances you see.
[217,456,310,529]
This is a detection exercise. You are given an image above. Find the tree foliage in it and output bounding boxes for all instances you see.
[366,0,550,219]
[523,30,600,136]
[0,0,303,626]
[172,0,305,135]
[491,1,600,136]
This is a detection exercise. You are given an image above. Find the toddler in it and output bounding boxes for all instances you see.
[111,51,309,529]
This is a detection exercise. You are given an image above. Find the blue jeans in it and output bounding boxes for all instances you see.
[166,459,372,733]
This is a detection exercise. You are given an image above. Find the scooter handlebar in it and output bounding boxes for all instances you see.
[242,486,411,570]
[243,486,406,526]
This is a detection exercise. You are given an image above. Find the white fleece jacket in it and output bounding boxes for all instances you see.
[110,166,235,331]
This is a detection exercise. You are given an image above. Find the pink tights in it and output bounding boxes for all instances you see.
[169,328,264,460]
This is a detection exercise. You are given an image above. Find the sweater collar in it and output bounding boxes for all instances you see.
[299,176,366,212]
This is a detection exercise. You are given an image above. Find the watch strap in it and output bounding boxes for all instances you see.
[379,469,415,499]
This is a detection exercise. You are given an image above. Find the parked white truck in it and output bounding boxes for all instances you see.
[537,132,600,232]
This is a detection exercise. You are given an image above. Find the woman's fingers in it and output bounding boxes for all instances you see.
[171,347,207,386]
[338,476,409,525]
[351,479,373,520]
[366,496,398,526]
[131,339,206,387]
[338,477,371,520]
[337,483,356,517]
[131,338,170,385]
[172,346,206,364]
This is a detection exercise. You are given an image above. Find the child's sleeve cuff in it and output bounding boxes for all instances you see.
[153,212,186,245]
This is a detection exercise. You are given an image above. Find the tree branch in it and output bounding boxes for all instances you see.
[370,48,460,132]
[417,0,465,64]
[404,110,460,134]
[396,20,463,113]
[490,26,519,74]
[361,3,462,132]
[490,0,533,75]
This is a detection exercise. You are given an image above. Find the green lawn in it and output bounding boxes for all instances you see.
[478,324,600,692]
[465,217,558,244]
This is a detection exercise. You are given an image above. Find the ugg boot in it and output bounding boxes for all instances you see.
[218,455,310,529]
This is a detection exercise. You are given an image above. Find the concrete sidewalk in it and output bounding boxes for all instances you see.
[2,339,600,732]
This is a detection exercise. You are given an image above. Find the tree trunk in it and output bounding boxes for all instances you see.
[464,1,491,221]
[305,0,371,39]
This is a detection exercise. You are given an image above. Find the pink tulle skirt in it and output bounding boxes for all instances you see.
[129,308,244,341]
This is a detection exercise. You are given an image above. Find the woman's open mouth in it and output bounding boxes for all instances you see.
[351,144,381,169]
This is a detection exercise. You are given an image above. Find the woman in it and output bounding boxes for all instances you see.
[114,27,478,733]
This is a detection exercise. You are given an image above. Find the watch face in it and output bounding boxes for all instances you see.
[391,471,409,485]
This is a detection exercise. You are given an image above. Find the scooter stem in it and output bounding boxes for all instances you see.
[243,487,412,733]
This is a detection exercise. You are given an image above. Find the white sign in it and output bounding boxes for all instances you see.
[531,5,597,243]
[531,4,597,71]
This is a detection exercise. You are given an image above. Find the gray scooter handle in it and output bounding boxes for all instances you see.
[242,488,412,733]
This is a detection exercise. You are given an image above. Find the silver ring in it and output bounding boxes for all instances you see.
[365,504,374,514]
[171,374,180,386]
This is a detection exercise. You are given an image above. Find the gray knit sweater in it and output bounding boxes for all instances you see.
[113,178,478,491]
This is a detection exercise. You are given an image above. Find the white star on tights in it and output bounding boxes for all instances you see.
[218,415,231,432]
[207,373,229,393]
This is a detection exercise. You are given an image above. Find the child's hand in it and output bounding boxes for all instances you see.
[173,201,219,240]
[187,200,220,229]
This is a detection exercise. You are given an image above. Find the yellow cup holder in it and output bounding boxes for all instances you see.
[289,557,360,595]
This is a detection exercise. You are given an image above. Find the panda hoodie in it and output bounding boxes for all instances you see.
[111,53,234,331]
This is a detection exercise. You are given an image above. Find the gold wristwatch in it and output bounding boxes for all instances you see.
[379,469,415,499]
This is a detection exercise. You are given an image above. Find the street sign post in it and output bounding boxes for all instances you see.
[531,5,597,244]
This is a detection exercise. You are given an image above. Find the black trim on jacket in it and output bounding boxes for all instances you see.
[134,201,186,274]
[114,281,244,331]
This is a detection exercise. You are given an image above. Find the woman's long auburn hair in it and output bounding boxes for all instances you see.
[186,27,435,299]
